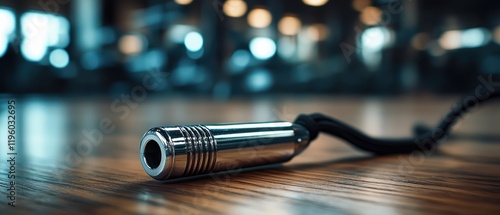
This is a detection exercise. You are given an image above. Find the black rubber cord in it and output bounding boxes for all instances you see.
[294,91,500,155]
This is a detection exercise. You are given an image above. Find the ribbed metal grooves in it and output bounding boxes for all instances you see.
[179,125,217,177]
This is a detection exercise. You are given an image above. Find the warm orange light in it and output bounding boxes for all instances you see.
[175,0,193,5]
[278,15,301,36]
[223,0,247,18]
[302,0,329,7]
[352,0,371,12]
[118,35,143,55]
[360,6,381,26]
[247,8,272,28]
[439,30,461,50]
[307,24,329,41]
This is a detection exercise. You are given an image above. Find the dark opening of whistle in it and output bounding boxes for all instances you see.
[144,140,162,169]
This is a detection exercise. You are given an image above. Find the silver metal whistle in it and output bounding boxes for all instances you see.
[139,121,310,180]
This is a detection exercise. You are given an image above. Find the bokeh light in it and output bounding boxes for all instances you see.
[306,24,328,41]
[184,32,204,52]
[439,30,461,50]
[118,34,145,55]
[360,6,382,26]
[0,8,15,35]
[20,12,52,61]
[352,0,372,12]
[461,28,490,48]
[361,27,390,51]
[247,8,272,28]
[49,49,70,68]
[0,8,15,58]
[19,12,70,62]
[246,68,273,92]
[229,49,251,73]
[223,0,247,18]
[360,27,392,69]
[302,0,329,7]
[175,0,193,5]
[278,15,302,36]
[439,28,491,50]
[21,40,47,62]
[249,37,276,60]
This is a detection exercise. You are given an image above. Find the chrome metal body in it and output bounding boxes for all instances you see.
[140,121,310,180]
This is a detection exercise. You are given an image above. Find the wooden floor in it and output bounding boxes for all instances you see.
[1,96,500,214]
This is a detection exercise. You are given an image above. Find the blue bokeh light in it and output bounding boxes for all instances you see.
[184,32,204,52]
[245,68,273,92]
[249,37,276,60]
[49,49,70,68]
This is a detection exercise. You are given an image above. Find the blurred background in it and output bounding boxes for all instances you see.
[1,3,500,211]
[0,0,500,96]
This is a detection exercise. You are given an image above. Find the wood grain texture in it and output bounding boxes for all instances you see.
[1,96,500,214]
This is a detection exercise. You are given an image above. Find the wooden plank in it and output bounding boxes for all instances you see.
[2,96,499,214]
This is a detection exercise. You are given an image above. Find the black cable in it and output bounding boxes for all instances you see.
[294,91,500,155]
